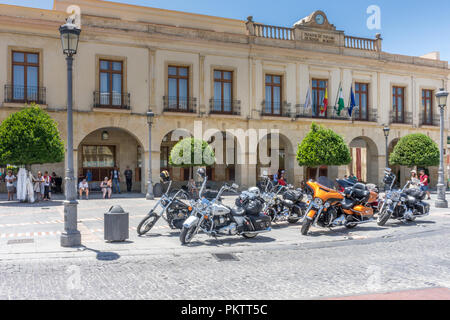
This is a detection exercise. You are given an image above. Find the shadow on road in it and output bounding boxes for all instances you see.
[185,235,276,248]
[0,200,64,208]
[81,246,122,261]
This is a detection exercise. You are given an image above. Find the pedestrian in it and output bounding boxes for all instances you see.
[100,177,112,199]
[419,170,431,200]
[43,171,52,201]
[124,166,133,193]
[78,179,89,200]
[188,178,198,199]
[33,171,44,202]
[5,170,16,201]
[410,170,420,189]
[110,166,121,194]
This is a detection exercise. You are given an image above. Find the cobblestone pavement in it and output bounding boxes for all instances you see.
[0,193,450,299]
[0,226,449,300]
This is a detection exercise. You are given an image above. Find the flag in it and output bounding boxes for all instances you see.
[304,87,312,109]
[336,86,345,116]
[321,88,328,114]
[348,87,356,117]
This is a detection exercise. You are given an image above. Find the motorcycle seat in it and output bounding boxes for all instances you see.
[341,198,355,210]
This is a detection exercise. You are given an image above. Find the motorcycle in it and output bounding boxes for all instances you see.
[180,169,272,245]
[301,177,375,235]
[259,178,307,224]
[336,178,379,213]
[137,171,193,236]
[377,169,430,226]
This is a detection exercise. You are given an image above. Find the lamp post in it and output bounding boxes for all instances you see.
[146,111,155,200]
[435,88,449,209]
[59,18,81,247]
[383,126,391,169]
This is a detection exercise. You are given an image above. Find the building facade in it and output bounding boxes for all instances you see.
[0,0,449,193]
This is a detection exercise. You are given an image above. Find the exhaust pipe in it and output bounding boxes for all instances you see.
[242,228,272,235]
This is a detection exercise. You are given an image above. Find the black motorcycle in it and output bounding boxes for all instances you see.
[180,169,272,245]
[377,168,430,226]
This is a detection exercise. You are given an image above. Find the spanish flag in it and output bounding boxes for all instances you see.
[321,88,328,114]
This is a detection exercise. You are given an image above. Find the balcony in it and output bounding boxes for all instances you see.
[294,105,378,122]
[421,114,440,127]
[94,92,130,110]
[260,101,292,118]
[209,99,241,116]
[163,96,197,114]
[4,85,46,105]
[390,112,413,125]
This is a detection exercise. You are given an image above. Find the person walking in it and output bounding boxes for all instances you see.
[43,171,52,201]
[100,177,112,199]
[124,166,133,193]
[419,170,432,200]
[5,170,16,201]
[33,171,44,202]
[111,166,121,194]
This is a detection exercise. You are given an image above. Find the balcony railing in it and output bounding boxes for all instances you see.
[260,101,292,118]
[4,85,46,105]
[421,114,440,127]
[294,104,378,122]
[344,35,378,51]
[209,99,241,116]
[163,96,197,113]
[253,23,294,41]
[390,111,413,125]
[94,92,130,110]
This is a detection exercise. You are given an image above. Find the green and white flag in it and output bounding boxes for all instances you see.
[337,86,345,116]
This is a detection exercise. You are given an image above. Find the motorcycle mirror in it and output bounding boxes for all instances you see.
[232,183,239,189]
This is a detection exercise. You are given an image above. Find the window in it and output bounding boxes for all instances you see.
[264,75,282,115]
[82,146,116,168]
[312,79,328,118]
[355,83,369,120]
[213,70,233,113]
[422,89,433,125]
[11,51,39,102]
[392,87,405,123]
[168,66,189,111]
[99,60,123,107]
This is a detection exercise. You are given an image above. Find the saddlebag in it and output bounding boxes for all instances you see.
[283,190,303,202]
[247,214,271,231]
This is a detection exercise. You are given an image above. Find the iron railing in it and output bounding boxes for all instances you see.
[294,104,378,122]
[163,96,197,113]
[209,99,241,116]
[4,85,46,105]
[260,101,292,118]
[94,92,130,110]
[390,111,413,125]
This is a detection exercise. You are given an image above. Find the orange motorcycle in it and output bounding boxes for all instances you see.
[301,178,375,235]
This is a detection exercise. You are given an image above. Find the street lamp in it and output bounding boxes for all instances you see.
[146,111,155,200]
[59,18,81,247]
[435,88,449,208]
[383,125,391,169]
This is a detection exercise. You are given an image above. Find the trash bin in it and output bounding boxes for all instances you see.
[104,206,129,242]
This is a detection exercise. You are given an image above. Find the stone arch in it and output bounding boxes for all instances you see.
[77,127,145,193]
[349,136,379,184]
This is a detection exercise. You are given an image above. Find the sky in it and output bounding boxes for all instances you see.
[1,0,450,62]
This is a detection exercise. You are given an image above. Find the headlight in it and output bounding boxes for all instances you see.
[324,202,331,209]
[314,198,323,207]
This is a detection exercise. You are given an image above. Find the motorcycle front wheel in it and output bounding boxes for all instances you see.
[377,208,392,226]
[242,233,258,239]
[137,211,160,236]
[180,225,197,245]
[301,219,313,235]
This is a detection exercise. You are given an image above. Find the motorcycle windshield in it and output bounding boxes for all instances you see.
[317,176,337,190]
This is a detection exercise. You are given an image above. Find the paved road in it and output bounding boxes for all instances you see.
[0,193,449,299]
[0,226,449,300]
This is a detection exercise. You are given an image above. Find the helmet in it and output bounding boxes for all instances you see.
[197,168,206,178]
[160,170,170,182]
[248,187,261,197]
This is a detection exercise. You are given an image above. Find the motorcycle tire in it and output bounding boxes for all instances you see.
[180,225,197,245]
[287,216,301,224]
[377,209,391,226]
[137,211,160,236]
[345,223,358,229]
[301,219,313,236]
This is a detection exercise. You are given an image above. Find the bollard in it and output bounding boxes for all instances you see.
[104,205,129,242]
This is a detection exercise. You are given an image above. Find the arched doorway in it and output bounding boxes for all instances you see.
[256,133,295,185]
[388,138,403,188]
[349,137,379,184]
[160,129,192,184]
[78,127,144,192]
